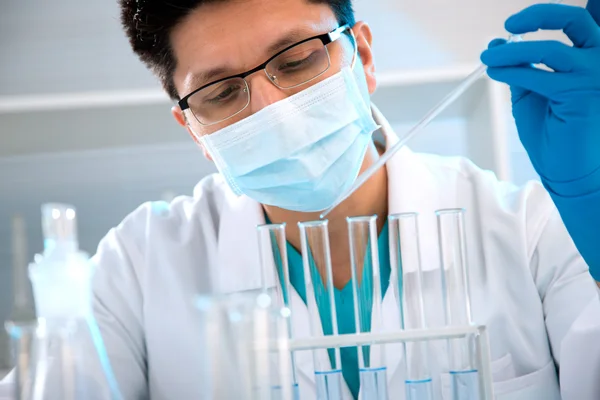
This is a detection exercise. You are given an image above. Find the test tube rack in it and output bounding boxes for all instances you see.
[287,324,494,399]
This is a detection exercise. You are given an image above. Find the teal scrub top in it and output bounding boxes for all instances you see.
[272,219,391,400]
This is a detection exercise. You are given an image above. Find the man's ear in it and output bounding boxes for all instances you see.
[352,21,376,95]
[171,105,213,161]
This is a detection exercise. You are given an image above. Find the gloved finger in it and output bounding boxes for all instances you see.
[588,0,600,26]
[481,40,582,72]
[483,38,532,102]
[488,38,507,49]
[486,66,570,97]
[506,4,600,48]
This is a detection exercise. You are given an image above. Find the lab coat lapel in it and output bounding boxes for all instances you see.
[214,186,267,294]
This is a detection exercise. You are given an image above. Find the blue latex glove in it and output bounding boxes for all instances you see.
[481,2,600,279]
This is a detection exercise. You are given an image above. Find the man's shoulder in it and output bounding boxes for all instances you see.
[97,173,230,253]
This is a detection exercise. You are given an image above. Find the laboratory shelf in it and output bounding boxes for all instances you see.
[0,88,170,114]
[0,64,481,115]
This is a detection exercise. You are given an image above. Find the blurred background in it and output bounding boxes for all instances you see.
[0,0,586,371]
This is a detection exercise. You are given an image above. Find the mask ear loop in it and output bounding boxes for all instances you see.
[349,28,359,70]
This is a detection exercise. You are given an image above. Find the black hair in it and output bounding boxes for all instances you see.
[119,0,356,100]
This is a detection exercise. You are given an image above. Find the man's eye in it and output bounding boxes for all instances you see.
[206,85,241,103]
[277,52,317,72]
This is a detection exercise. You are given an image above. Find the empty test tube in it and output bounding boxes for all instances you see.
[256,224,300,400]
[347,216,388,400]
[388,213,433,400]
[298,220,343,400]
[436,209,479,400]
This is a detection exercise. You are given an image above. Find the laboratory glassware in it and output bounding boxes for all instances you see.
[195,292,294,400]
[195,294,254,399]
[436,209,479,400]
[319,0,564,219]
[6,204,122,400]
[253,293,296,400]
[298,220,343,400]
[347,215,388,400]
[388,213,433,400]
[256,223,300,400]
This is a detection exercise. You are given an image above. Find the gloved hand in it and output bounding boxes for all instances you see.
[481,2,600,278]
[481,3,600,196]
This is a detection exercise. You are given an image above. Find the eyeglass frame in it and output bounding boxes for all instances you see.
[178,24,353,126]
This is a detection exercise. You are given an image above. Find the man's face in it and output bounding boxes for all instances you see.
[170,0,377,143]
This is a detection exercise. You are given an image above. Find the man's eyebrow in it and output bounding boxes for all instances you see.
[189,28,319,91]
[190,66,233,91]
[265,28,316,55]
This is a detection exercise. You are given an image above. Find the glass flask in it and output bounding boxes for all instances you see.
[6,204,122,400]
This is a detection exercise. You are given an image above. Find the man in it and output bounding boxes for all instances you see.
[2,0,599,399]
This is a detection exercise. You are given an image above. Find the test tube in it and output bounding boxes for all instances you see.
[436,209,479,400]
[256,224,300,400]
[347,215,388,400]
[388,213,433,400]
[298,220,343,400]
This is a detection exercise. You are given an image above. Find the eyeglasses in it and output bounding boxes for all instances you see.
[178,25,352,127]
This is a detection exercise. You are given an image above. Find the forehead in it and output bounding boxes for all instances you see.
[170,0,338,95]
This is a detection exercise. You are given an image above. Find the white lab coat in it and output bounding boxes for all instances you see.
[1,106,600,400]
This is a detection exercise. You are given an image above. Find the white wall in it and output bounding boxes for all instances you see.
[0,0,588,368]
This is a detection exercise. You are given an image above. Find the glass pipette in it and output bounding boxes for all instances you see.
[320,0,563,219]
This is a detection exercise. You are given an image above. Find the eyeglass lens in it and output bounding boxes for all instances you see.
[186,38,331,126]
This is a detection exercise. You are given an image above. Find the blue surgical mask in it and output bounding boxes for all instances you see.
[199,65,379,212]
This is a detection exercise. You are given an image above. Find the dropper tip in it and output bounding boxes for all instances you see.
[320,207,334,219]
